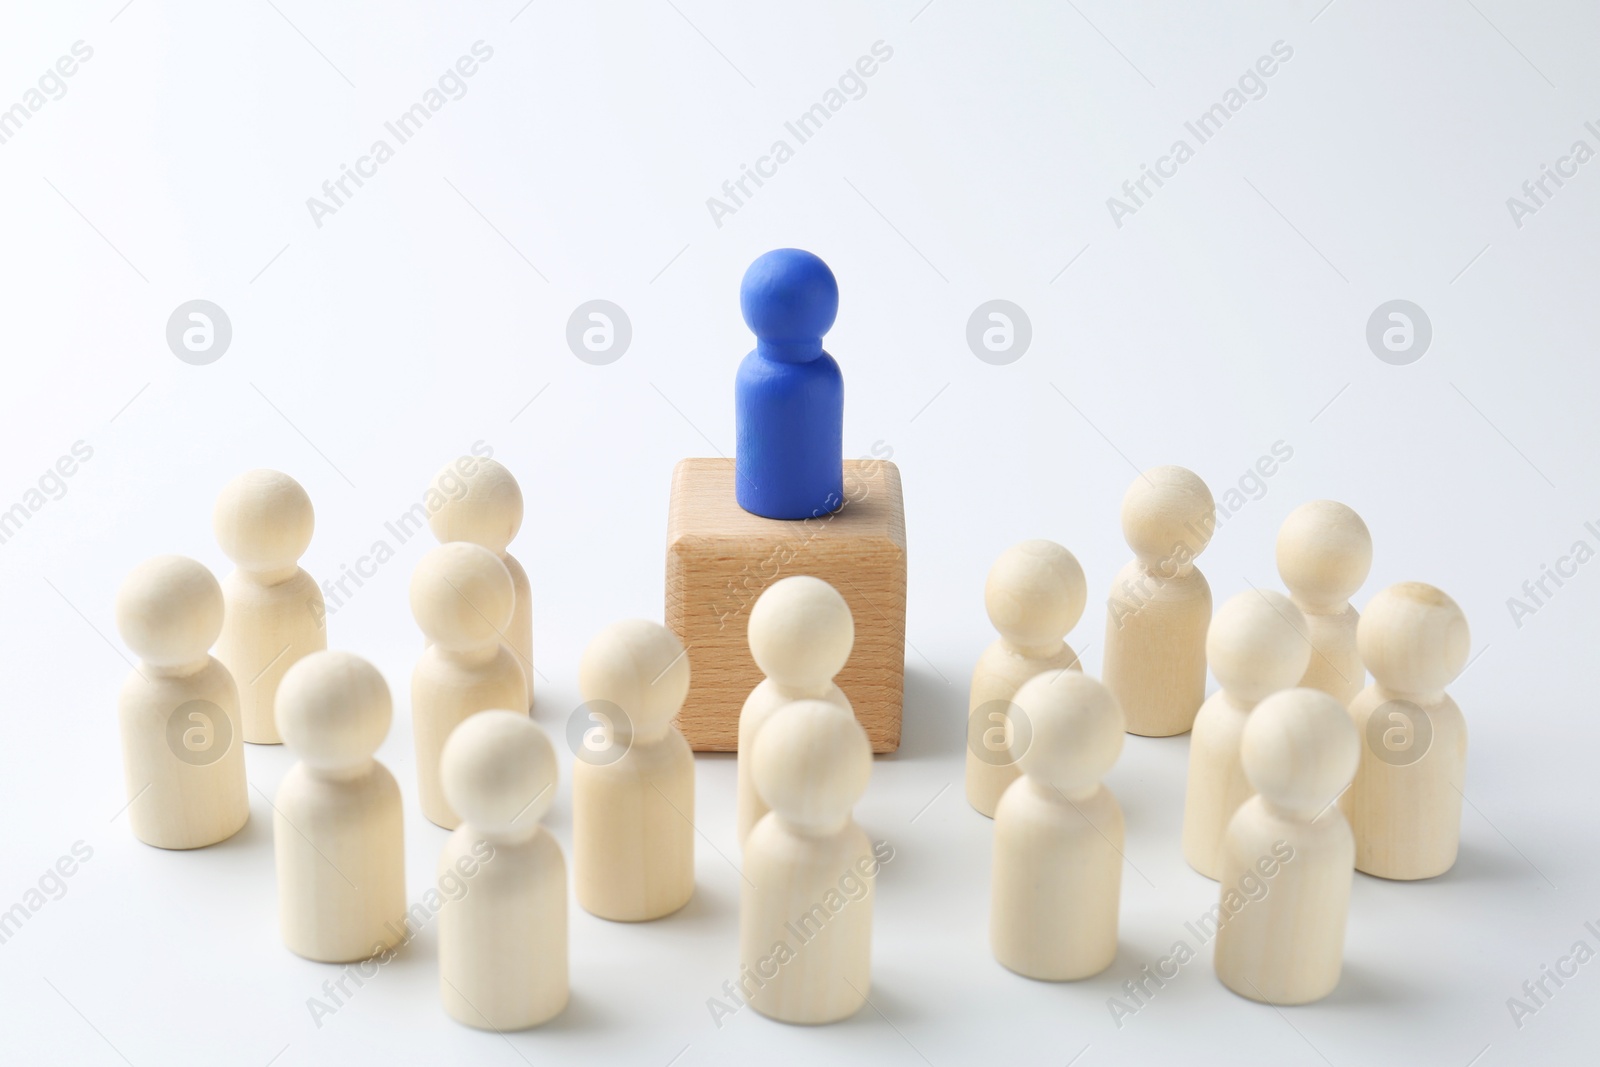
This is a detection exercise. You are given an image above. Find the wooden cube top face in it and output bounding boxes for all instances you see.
[665,458,907,753]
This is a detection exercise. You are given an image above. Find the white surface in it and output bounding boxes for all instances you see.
[1,1,1595,1064]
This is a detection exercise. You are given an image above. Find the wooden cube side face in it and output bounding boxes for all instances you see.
[665,460,907,753]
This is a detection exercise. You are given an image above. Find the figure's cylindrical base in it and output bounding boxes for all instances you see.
[735,350,844,520]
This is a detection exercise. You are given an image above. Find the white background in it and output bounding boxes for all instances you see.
[0,1,1595,1064]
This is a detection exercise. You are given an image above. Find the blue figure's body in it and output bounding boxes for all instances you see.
[735,249,844,520]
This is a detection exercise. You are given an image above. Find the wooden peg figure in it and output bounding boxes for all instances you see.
[991,671,1125,980]
[966,540,1086,818]
[438,711,567,1030]
[1342,582,1470,880]
[213,469,327,744]
[1276,500,1373,705]
[1101,466,1215,736]
[115,555,249,849]
[573,619,695,921]
[429,456,534,709]
[741,699,874,1024]
[274,650,406,963]
[410,542,528,829]
[737,575,855,843]
[735,248,844,520]
[1213,687,1358,1005]
[1183,590,1310,879]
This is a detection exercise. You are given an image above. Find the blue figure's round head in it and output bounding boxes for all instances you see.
[740,249,838,362]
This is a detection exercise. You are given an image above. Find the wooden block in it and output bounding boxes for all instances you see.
[665,458,906,753]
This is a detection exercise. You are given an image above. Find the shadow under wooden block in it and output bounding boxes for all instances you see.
[665,458,907,753]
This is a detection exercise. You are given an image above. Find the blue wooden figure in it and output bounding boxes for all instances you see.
[735,248,844,520]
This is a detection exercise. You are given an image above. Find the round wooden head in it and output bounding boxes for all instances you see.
[578,619,689,740]
[752,699,870,833]
[1207,590,1312,705]
[1242,687,1358,817]
[1120,466,1214,570]
[442,710,556,839]
[1276,500,1372,613]
[276,650,391,773]
[748,576,854,688]
[1357,582,1469,694]
[213,469,313,573]
[740,248,839,363]
[409,542,514,653]
[116,555,223,669]
[428,457,524,555]
[985,539,1086,650]
[1011,671,1124,795]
